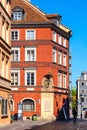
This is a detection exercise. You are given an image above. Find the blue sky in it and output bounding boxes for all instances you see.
[31,0,87,87]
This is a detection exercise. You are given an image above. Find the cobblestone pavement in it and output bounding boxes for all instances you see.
[0,118,87,130]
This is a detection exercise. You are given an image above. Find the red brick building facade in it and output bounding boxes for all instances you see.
[11,0,72,120]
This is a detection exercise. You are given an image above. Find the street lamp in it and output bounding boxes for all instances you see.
[80,94,82,119]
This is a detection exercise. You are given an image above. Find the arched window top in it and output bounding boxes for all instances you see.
[12,6,25,20]
[22,99,34,104]
[82,82,84,86]
[22,99,35,111]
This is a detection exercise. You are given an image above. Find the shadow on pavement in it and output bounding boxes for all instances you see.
[25,118,87,130]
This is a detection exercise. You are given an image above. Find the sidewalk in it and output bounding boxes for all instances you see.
[0,119,50,130]
[1,118,87,130]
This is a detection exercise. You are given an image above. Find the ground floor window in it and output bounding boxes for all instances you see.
[22,99,35,111]
[1,99,8,116]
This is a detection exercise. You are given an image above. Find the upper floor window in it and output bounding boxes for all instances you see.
[52,49,56,63]
[26,30,35,40]
[25,69,36,86]
[81,98,84,102]
[11,48,20,61]
[58,34,62,45]
[63,38,66,47]
[58,52,62,65]
[12,7,24,20]
[11,30,19,40]
[13,12,22,20]
[63,54,66,66]
[58,73,62,88]
[63,74,66,88]
[25,47,36,61]
[82,82,84,86]
[52,31,56,42]
[11,70,20,86]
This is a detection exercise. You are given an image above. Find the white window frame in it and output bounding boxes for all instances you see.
[58,34,62,45]
[58,52,62,65]
[11,47,20,61]
[63,54,66,66]
[63,37,66,47]
[63,74,66,88]
[52,31,56,42]
[11,30,19,40]
[26,30,35,40]
[13,12,22,20]
[58,73,62,88]
[1,99,8,116]
[25,47,36,61]
[25,69,36,86]
[11,70,20,86]
[52,49,56,63]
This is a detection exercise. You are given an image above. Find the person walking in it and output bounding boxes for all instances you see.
[72,107,77,123]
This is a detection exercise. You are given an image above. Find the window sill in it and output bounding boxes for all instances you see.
[1,115,8,119]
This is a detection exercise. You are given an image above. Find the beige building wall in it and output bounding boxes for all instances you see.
[0,0,11,126]
[41,93,54,120]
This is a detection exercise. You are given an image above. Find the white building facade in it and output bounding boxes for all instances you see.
[76,72,87,119]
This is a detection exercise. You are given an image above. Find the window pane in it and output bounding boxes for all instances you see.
[5,100,7,115]
[26,30,34,40]
[31,73,34,85]
[13,12,22,20]
[27,73,30,85]
[2,99,4,115]
[23,99,34,111]
[11,72,18,85]
[11,31,18,40]
[27,50,35,61]
[26,72,35,86]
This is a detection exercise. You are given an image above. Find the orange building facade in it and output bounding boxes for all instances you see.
[0,0,11,126]
[11,0,72,120]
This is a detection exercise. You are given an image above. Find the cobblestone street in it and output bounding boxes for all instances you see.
[0,118,87,130]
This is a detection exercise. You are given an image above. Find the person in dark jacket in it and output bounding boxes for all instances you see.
[72,107,77,123]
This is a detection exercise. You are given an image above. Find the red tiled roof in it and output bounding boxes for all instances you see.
[11,0,51,24]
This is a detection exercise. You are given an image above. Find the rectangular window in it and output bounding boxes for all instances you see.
[58,73,62,88]
[11,30,19,40]
[13,12,22,20]
[63,54,66,66]
[52,49,56,63]
[52,31,56,42]
[11,48,20,61]
[26,30,35,40]
[81,98,84,102]
[58,52,62,65]
[63,74,66,88]
[11,70,20,86]
[63,38,66,47]
[2,99,8,116]
[10,100,14,111]
[58,34,62,45]
[25,70,36,86]
[25,47,36,61]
